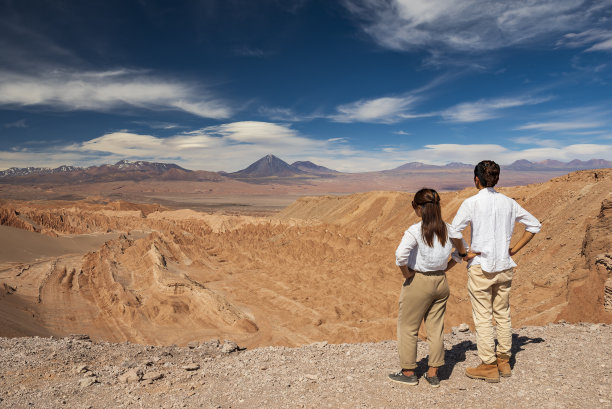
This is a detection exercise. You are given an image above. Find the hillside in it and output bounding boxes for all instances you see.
[0,169,610,349]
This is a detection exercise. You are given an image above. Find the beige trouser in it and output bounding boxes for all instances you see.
[467,265,513,364]
[397,271,449,370]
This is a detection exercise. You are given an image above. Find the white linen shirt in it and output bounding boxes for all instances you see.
[395,222,463,272]
[452,187,541,273]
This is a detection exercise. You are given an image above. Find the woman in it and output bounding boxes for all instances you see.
[389,188,466,388]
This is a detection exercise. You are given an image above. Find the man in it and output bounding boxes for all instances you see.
[452,160,541,382]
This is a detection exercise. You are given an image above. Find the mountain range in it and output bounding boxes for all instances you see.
[0,160,222,183]
[0,156,610,183]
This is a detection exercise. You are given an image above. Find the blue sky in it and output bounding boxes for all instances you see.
[0,0,611,172]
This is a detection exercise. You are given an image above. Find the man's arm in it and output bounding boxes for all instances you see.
[515,202,541,234]
[509,231,535,256]
[451,201,472,233]
[511,201,540,256]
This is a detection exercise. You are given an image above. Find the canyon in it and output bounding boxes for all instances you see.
[0,168,610,348]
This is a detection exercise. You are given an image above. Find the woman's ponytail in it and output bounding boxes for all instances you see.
[413,188,447,247]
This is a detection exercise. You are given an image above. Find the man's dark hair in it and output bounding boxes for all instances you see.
[474,160,500,187]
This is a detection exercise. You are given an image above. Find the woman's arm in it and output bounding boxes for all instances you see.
[398,265,415,280]
[450,237,466,255]
[445,258,457,272]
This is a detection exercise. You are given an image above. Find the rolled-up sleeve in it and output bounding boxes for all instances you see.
[447,223,463,239]
[515,202,541,233]
[395,231,417,266]
[452,201,472,233]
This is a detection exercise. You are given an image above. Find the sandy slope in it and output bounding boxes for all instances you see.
[0,169,610,349]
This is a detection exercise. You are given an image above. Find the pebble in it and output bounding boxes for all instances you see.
[182,364,200,371]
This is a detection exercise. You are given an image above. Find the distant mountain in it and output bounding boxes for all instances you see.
[504,159,612,171]
[392,162,440,171]
[568,159,612,168]
[0,165,81,178]
[0,160,223,184]
[291,161,339,174]
[230,155,306,178]
[444,162,473,169]
[392,161,473,171]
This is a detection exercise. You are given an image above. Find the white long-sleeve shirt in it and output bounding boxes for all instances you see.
[452,187,541,273]
[395,222,463,272]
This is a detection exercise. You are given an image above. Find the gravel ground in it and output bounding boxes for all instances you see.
[0,323,610,409]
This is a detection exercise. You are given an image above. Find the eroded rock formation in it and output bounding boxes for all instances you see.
[0,169,610,347]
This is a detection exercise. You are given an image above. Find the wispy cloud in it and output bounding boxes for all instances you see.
[0,69,232,119]
[516,121,605,132]
[257,106,317,122]
[132,121,183,130]
[331,95,427,123]
[3,119,27,128]
[343,0,612,54]
[557,29,612,52]
[442,96,549,123]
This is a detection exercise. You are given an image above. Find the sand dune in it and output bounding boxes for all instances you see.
[0,169,610,348]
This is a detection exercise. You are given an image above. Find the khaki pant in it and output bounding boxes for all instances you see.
[397,272,449,370]
[467,265,513,364]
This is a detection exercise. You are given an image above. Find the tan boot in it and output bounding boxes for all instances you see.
[465,363,500,383]
[496,353,512,377]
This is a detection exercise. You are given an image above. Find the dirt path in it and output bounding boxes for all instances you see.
[1,323,610,408]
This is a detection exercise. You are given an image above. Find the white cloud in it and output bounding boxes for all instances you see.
[200,121,316,146]
[516,121,604,131]
[557,29,612,52]
[77,132,166,156]
[0,70,231,119]
[331,96,426,123]
[442,96,549,123]
[344,0,612,53]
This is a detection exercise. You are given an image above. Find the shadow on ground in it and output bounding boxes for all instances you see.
[415,333,545,379]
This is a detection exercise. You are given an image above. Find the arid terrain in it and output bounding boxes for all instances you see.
[1,168,610,348]
[1,323,610,408]
[0,167,611,407]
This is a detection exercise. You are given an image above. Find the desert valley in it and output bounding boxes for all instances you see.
[0,157,611,408]
[1,156,610,347]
